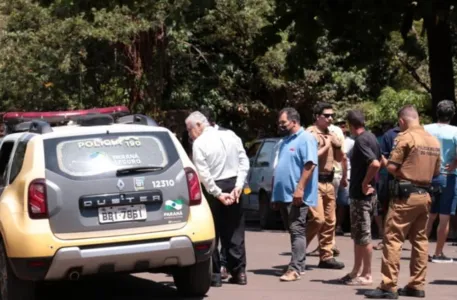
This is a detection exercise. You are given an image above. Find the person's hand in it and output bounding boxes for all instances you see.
[217,193,235,206]
[445,162,457,172]
[270,202,280,211]
[362,183,375,196]
[340,177,349,188]
[329,132,342,148]
[292,188,304,207]
[321,135,331,149]
[230,187,242,203]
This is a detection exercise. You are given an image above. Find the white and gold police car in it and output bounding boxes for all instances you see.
[0,107,215,299]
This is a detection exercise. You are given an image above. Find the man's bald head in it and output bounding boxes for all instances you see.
[398,105,419,120]
[397,105,420,131]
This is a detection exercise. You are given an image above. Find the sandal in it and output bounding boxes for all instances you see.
[374,241,384,250]
[345,276,373,286]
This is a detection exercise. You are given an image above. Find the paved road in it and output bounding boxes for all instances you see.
[39,226,457,299]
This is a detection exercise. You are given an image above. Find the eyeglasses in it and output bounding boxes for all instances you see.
[322,113,334,118]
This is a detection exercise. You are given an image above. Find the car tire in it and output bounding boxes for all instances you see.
[259,191,276,229]
[0,242,36,300]
[173,258,212,297]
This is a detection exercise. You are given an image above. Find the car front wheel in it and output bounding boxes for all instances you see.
[172,258,212,297]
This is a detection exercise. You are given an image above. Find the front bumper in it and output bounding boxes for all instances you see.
[10,236,214,281]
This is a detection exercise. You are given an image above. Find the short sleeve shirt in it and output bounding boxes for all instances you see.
[307,125,337,173]
[349,131,382,199]
[424,123,457,175]
[272,127,319,207]
[389,126,441,185]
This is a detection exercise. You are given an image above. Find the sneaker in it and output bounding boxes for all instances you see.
[318,258,345,269]
[278,266,306,276]
[211,273,222,287]
[279,269,301,282]
[431,254,453,263]
[365,288,398,299]
[221,266,229,279]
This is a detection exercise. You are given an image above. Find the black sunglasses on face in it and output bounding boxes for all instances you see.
[322,113,334,118]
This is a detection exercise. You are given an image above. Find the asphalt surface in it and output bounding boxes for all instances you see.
[38,225,457,300]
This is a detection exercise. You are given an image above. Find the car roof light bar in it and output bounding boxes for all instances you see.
[2,106,130,125]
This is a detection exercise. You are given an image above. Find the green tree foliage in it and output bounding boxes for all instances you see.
[0,0,456,140]
[359,87,432,128]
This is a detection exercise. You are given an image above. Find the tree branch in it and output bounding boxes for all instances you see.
[181,40,217,74]
[398,56,432,93]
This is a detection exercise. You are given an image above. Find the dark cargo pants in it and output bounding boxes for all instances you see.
[279,202,309,273]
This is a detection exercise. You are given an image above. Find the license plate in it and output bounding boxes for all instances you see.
[98,204,147,224]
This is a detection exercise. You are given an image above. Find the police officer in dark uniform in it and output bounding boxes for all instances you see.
[365,105,441,299]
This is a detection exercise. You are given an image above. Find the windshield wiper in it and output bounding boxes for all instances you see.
[116,166,163,176]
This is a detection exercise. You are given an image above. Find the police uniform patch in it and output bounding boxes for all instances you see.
[392,138,399,151]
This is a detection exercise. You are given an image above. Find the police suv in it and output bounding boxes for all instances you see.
[0,107,215,299]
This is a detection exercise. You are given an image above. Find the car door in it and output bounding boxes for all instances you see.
[248,141,277,210]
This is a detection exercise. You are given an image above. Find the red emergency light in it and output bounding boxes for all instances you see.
[2,106,130,125]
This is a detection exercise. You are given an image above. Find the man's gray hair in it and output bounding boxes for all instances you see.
[185,111,210,127]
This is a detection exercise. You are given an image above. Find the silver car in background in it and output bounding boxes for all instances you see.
[242,138,283,229]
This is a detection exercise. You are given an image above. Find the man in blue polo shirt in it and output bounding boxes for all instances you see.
[271,107,318,282]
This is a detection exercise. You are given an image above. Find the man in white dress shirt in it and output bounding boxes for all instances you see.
[185,111,250,287]
[200,107,229,279]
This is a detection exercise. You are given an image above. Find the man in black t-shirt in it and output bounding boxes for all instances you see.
[337,110,382,286]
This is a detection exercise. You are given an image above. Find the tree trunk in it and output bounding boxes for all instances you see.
[425,12,456,123]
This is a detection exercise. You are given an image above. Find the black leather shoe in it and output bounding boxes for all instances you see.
[211,273,222,287]
[398,287,425,298]
[365,288,398,299]
[228,272,247,285]
[318,258,345,269]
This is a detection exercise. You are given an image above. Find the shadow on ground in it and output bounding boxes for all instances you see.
[36,275,206,300]
[355,288,373,296]
[248,264,317,277]
[429,279,457,285]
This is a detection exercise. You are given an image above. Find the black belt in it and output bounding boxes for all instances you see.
[318,172,334,183]
[409,186,430,194]
[394,180,431,198]
[215,176,237,184]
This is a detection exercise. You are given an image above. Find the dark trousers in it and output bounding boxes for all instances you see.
[203,177,246,275]
[220,247,227,267]
[279,202,309,273]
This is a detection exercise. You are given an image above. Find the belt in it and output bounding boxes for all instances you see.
[318,172,334,183]
[410,186,430,194]
[215,176,237,184]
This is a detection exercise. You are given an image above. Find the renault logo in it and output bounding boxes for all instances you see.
[117,179,125,191]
